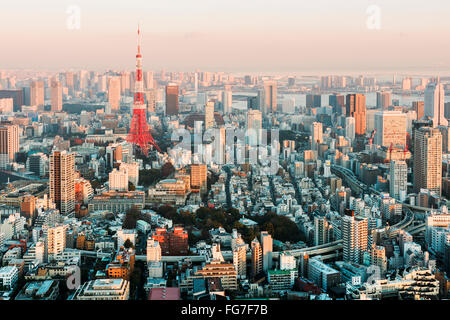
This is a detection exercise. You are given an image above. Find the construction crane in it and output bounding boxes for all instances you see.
[368,129,377,147]
[403,145,408,161]
[388,143,394,162]
[368,129,376,145]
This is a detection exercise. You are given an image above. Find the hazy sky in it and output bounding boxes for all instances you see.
[1,0,450,74]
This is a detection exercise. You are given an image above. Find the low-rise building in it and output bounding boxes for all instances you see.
[72,278,130,300]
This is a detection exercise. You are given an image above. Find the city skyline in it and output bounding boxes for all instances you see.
[1,0,450,306]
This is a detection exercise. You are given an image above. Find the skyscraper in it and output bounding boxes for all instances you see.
[0,122,19,169]
[376,91,392,109]
[190,164,207,195]
[346,94,366,136]
[204,101,215,129]
[49,151,75,215]
[247,109,262,145]
[342,214,368,264]
[424,82,447,127]
[251,237,262,279]
[108,77,121,111]
[311,122,323,151]
[345,117,355,142]
[329,94,345,115]
[260,231,273,272]
[144,71,154,90]
[374,111,407,147]
[413,101,424,120]
[263,80,277,114]
[413,127,442,195]
[314,216,330,246]
[50,80,62,112]
[165,84,179,116]
[390,160,408,202]
[30,80,44,107]
[222,89,232,114]
[233,242,247,278]
[306,94,321,108]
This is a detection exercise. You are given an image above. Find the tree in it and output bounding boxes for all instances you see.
[262,222,275,236]
[123,239,134,249]
[122,207,141,229]
[139,169,161,187]
[161,162,175,178]
[128,181,136,191]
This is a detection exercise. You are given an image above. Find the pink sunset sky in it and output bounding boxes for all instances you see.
[1,0,450,74]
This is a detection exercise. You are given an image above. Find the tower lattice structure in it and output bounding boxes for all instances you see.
[127,26,161,155]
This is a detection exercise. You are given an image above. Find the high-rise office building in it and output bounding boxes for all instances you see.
[281,98,295,114]
[50,80,62,112]
[413,127,442,195]
[108,77,121,111]
[370,245,387,275]
[120,71,130,95]
[345,117,355,142]
[247,109,262,146]
[251,237,262,279]
[260,231,273,272]
[190,164,207,195]
[342,214,369,264]
[346,94,366,135]
[311,122,323,151]
[374,111,407,147]
[145,89,157,114]
[376,91,392,109]
[402,77,412,91]
[204,101,215,129]
[424,82,448,127]
[314,216,330,246]
[0,122,19,169]
[109,168,129,192]
[65,72,74,93]
[49,151,75,215]
[20,194,36,219]
[413,101,424,120]
[263,80,277,114]
[165,84,179,116]
[222,89,232,114]
[30,81,44,107]
[320,76,332,90]
[0,90,24,111]
[306,94,321,108]
[390,160,408,202]
[45,224,67,261]
[329,94,345,114]
[144,71,154,89]
[438,126,450,154]
[233,243,247,278]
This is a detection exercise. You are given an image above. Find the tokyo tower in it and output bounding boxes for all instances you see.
[127,25,161,155]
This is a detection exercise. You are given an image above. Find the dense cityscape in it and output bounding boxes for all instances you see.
[1,10,450,302]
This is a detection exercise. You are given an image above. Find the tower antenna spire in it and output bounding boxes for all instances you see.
[127,24,161,155]
[137,23,141,55]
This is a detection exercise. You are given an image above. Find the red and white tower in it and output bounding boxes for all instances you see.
[127,25,161,155]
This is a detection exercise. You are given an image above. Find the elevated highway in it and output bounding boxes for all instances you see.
[80,240,343,263]
[406,223,426,235]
